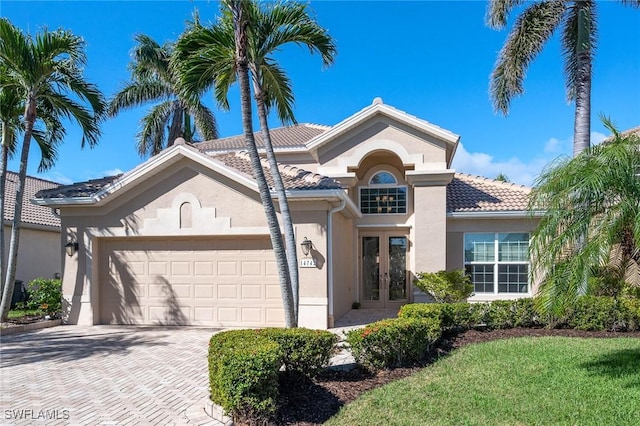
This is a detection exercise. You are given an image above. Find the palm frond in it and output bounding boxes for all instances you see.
[191,103,218,141]
[486,0,527,29]
[136,100,174,157]
[490,1,566,115]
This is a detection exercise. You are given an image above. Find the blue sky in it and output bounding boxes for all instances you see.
[3,1,639,186]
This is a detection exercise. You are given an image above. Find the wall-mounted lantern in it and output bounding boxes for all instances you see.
[300,237,313,256]
[65,241,78,257]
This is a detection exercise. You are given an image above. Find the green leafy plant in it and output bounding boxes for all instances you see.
[257,328,338,377]
[413,270,474,303]
[26,278,62,315]
[208,330,281,423]
[346,317,442,371]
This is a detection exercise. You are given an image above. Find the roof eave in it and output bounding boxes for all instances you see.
[447,210,544,219]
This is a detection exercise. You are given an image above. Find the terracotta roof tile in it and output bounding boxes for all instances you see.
[195,124,329,152]
[212,151,341,190]
[4,172,61,228]
[447,173,531,213]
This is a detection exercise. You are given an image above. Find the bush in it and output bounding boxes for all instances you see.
[26,278,62,315]
[413,270,474,303]
[346,317,442,371]
[208,330,281,423]
[563,296,640,331]
[258,328,338,377]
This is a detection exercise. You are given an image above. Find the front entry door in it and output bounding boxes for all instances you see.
[360,232,409,308]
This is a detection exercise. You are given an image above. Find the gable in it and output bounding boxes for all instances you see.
[305,99,460,175]
[60,159,273,236]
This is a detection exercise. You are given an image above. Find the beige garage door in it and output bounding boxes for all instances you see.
[99,237,284,327]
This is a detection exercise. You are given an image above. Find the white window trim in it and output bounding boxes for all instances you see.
[463,232,531,295]
[359,169,408,216]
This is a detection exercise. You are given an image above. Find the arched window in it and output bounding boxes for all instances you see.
[360,170,407,215]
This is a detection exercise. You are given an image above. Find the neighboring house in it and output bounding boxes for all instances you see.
[3,171,61,289]
[34,99,538,329]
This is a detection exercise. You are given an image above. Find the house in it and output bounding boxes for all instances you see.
[33,99,537,329]
[3,172,61,292]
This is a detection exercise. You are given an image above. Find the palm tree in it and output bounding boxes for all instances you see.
[487,0,640,156]
[109,34,218,157]
[0,74,60,296]
[0,18,107,321]
[222,0,296,327]
[174,0,335,322]
[528,118,640,316]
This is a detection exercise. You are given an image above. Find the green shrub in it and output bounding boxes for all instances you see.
[26,278,62,315]
[563,296,640,331]
[258,328,338,377]
[346,317,442,371]
[208,330,281,423]
[619,298,640,331]
[413,270,474,303]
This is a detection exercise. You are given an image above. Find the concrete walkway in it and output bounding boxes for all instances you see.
[0,309,396,425]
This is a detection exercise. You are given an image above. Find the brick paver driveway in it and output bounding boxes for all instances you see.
[0,325,221,425]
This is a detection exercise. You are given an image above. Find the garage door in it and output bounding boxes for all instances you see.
[99,237,284,327]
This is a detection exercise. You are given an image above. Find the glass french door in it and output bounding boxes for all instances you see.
[360,232,409,308]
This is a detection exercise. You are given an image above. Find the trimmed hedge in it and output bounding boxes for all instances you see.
[345,317,442,371]
[399,297,640,332]
[257,328,338,376]
[209,330,281,422]
[208,327,339,423]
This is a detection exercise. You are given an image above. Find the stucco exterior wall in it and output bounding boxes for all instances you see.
[331,211,355,322]
[317,118,448,170]
[3,224,61,287]
[446,216,540,300]
[413,186,448,273]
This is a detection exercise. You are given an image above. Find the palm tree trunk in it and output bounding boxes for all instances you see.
[253,82,300,321]
[230,0,296,327]
[0,98,35,321]
[573,2,592,156]
[0,141,8,296]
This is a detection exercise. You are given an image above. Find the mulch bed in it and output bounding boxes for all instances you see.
[275,327,640,425]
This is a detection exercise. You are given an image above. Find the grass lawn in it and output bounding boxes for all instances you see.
[327,337,640,425]
[7,309,43,319]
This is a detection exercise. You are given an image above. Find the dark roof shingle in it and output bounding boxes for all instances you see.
[4,172,61,228]
[35,175,121,200]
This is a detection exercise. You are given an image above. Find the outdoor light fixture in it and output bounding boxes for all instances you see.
[65,241,78,257]
[300,237,313,256]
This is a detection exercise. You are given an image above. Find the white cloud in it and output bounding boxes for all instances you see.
[453,132,609,187]
[591,131,607,146]
[452,142,567,187]
[102,168,124,177]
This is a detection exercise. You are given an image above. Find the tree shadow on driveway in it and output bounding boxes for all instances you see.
[0,327,175,368]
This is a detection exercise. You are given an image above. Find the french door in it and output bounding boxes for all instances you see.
[360,231,409,308]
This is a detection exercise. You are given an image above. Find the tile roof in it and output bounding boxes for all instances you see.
[35,175,121,200]
[34,147,341,201]
[447,173,531,213]
[4,172,61,228]
[195,124,329,152]
[212,151,341,190]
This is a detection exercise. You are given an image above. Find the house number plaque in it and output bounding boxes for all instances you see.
[299,258,317,268]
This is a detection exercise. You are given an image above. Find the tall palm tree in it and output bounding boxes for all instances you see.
[109,34,218,158]
[0,75,60,296]
[528,118,640,316]
[223,0,296,327]
[174,0,335,321]
[487,0,640,156]
[0,18,107,321]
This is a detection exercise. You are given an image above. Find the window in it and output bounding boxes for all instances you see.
[360,171,407,214]
[464,233,529,294]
